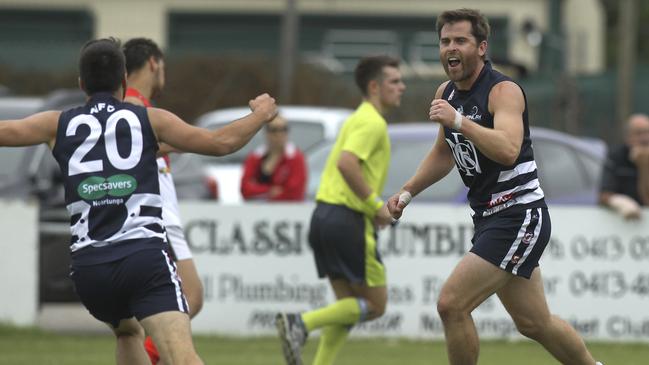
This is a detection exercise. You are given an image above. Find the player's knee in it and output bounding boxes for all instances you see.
[513,316,545,339]
[436,294,463,321]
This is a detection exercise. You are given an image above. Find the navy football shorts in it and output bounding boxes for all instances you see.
[308,202,385,287]
[470,207,551,279]
[70,248,189,328]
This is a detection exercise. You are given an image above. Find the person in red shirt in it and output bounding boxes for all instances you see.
[241,115,307,201]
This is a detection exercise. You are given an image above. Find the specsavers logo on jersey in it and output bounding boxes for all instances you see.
[78,174,137,200]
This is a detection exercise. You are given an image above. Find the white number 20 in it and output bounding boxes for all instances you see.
[67,110,143,176]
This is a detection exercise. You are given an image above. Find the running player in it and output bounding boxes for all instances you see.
[387,9,603,365]
[122,37,203,364]
[0,38,277,365]
[275,55,405,365]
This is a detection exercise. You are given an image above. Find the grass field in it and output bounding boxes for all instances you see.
[1,325,647,364]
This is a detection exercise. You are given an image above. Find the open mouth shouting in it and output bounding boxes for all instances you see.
[447,56,461,70]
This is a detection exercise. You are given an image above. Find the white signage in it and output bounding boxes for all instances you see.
[180,202,649,341]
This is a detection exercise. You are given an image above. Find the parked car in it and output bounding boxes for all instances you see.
[307,123,606,205]
[0,95,48,200]
[194,105,353,203]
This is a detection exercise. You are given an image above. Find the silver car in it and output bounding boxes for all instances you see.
[307,122,606,205]
[194,105,353,203]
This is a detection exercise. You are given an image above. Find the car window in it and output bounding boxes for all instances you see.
[533,139,587,200]
[307,138,464,202]
[385,140,464,202]
[200,120,325,164]
[0,147,28,182]
[575,151,603,186]
[306,142,333,197]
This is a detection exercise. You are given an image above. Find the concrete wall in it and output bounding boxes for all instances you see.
[0,201,37,326]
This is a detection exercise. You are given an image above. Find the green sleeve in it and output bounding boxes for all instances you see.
[341,120,384,161]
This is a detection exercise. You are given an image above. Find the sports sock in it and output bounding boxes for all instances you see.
[312,325,350,365]
[144,336,159,364]
[301,297,368,332]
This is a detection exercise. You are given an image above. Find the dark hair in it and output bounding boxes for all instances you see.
[436,8,491,44]
[123,37,164,75]
[354,55,400,96]
[79,37,126,95]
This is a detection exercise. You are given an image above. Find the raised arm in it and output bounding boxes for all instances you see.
[0,111,60,147]
[429,81,524,166]
[149,93,277,156]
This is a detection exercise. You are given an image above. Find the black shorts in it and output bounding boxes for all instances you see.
[308,202,385,287]
[70,248,189,328]
[470,207,550,279]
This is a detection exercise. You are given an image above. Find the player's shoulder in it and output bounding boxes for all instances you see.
[489,80,524,101]
[435,80,452,99]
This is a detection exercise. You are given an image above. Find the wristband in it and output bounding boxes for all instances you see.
[363,191,384,216]
[398,191,412,206]
[453,110,463,130]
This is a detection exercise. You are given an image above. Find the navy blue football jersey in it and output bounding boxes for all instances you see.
[52,93,166,264]
[441,61,546,217]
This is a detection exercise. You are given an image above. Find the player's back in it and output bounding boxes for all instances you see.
[51,92,166,265]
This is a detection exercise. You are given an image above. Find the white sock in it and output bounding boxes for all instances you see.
[595,362,603,365]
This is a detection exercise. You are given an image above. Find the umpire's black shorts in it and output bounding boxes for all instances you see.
[70,248,189,328]
[308,202,385,287]
[471,207,551,279]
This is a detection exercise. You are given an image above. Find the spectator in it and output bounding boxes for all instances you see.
[240,115,307,201]
[599,113,649,219]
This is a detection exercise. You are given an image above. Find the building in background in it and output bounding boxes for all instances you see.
[0,0,604,76]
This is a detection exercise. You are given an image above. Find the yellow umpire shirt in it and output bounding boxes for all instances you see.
[316,101,390,217]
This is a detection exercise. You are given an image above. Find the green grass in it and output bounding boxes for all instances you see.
[0,325,647,364]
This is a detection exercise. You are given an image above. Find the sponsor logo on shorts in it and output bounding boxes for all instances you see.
[77,174,137,200]
[511,255,521,264]
[522,232,535,244]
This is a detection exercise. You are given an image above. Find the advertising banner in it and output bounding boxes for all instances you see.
[181,202,649,341]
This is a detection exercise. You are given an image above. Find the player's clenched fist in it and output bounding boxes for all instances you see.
[249,93,278,122]
[387,190,412,220]
[429,99,462,130]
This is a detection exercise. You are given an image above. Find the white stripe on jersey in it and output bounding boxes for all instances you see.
[489,179,545,206]
[162,249,187,312]
[497,161,538,182]
[512,208,543,275]
[68,193,166,252]
[490,178,538,202]
[499,209,532,270]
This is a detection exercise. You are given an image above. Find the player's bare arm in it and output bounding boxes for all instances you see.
[149,93,277,156]
[124,94,180,156]
[430,81,524,166]
[388,83,455,219]
[0,110,61,147]
[157,143,179,156]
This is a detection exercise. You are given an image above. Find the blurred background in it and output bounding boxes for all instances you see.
[2,1,649,363]
[0,0,643,142]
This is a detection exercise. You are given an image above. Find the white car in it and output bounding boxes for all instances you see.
[194,105,353,204]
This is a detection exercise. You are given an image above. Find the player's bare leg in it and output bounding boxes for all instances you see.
[110,318,150,365]
[497,268,597,365]
[140,311,203,365]
[176,259,204,318]
[436,253,512,365]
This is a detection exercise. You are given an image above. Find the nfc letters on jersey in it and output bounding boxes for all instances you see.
[445,132,482,176]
